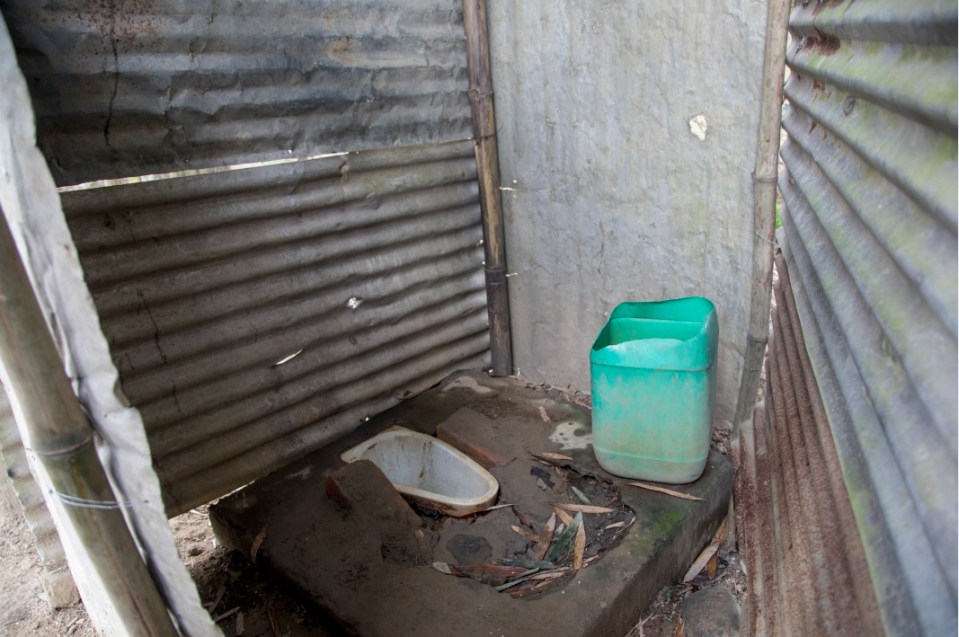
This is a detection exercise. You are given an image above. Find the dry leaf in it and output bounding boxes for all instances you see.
[553,506,573,525]
[250,525,268,562]
[683,542,719,583]
[526,568,569,581]
[235,611,245,636]
[538,405,552,423]
[415,528,431,564]
[626,481,702,501]
[267,602,280,637]
[573,520,586,570]
[571,485,591,504]
[481,503,515,512]
[553,502,614,514]
[511,524,540,541]
[604,521,627,530]
[213,607,240,623]
[512,508,534,529]
[674,616,685,637]
[205,583,226,613]
[532,513,556,561]
[493,568,541,592]
[546,512,582,563]
[706,552,719,579]
[683,519,727,583]
[531,451,573,463]
[447,563,529,585]
[712,519,728,545]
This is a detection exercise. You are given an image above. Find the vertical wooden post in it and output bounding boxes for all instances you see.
[0,207,177,637]
[462,0,514,377]
[734,0,791,428]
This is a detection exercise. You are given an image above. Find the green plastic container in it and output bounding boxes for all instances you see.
[590,297,718,484]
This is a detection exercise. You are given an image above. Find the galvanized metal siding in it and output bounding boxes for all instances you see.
[1,0,472,186]
[777,1,957,634]
[60,139,491,515]
[737,255,883,636]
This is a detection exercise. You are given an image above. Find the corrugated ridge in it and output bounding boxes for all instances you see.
[783,77,957,332]
[88,201,479,310]
[784,71,957,232]
[734,408,767,637]
[158,306,488,484]
[165,341,491,514]
[145,287,488,456]
[110,227,483,403]
[788,0,957,45]
[774,253,883,636]
[76,162,477,283]
[779,131,957,447]
[2,1,472,185]
[59,139,491,515]
[112,248,483,383]
[787,39,956,134]
[773,273,872,635]
[770,3,958,634]
[779,150,957,554]
[764,334,820,634]
[779,209,954,635]
[742,256,886,635]
[133,259,484,425]
[66,140,476,231]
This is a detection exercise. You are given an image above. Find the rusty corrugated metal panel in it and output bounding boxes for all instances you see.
[0,0,472,186]
[774,1,957,633]
[739,256,884,636]
[60,139,491,515]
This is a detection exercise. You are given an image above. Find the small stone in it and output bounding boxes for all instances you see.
[682,586,740,637]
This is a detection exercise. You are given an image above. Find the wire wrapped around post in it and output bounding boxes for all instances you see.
[462,0,514,377]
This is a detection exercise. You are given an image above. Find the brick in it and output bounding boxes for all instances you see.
[436,407,509,469]
[325,460,422,531]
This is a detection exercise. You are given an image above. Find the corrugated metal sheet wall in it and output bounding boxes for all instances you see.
[737,255,882,636]
[1,0,473,186]
[3,1,491,515]
[774,0,957,634]
[61,140,490,516]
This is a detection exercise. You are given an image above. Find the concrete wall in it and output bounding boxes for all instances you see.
[488,1,767,425]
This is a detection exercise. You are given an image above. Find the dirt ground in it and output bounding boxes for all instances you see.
[0,476,93,636]
[0,393,746,637]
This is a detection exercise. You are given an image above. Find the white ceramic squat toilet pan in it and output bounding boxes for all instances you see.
[340,426,499,517]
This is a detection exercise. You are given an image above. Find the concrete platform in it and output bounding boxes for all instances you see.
[210,371,732,637]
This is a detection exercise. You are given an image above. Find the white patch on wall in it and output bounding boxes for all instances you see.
[548,420,593,450]
[689,114,708,141]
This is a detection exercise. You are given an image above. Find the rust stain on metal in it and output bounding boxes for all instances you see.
[736,254,883,636]
[803,31,841,56]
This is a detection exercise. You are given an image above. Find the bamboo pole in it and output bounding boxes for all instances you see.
[0,207,177,636]
[733,0,791,429]
[462,0,514,377]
